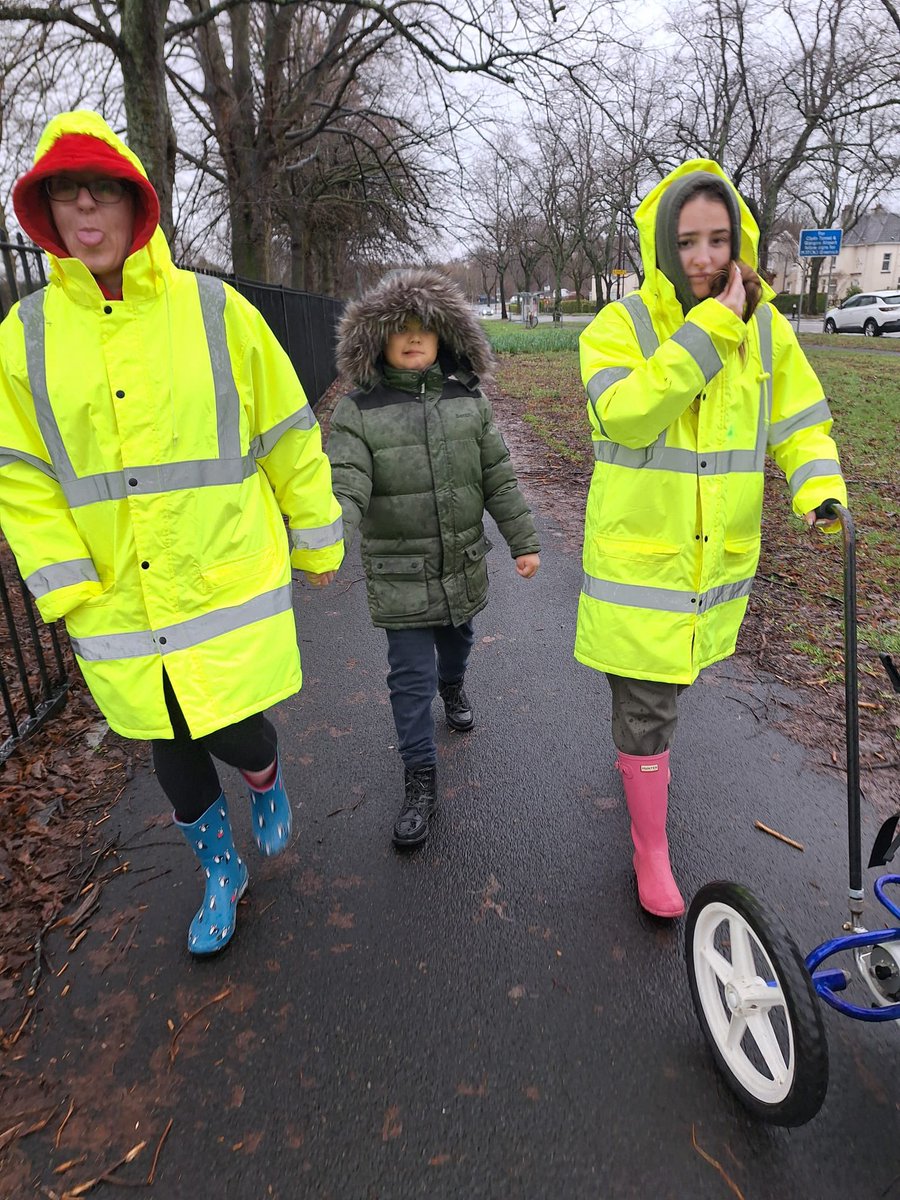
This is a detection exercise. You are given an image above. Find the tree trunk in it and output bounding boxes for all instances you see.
[190,2,293,280]
[119,0,176,237]
[318,244,335,297]
[290,224,310,290]
[807,258,823,316]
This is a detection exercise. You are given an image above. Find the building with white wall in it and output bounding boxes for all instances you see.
[771,209,900,303]
[831,210,900,298]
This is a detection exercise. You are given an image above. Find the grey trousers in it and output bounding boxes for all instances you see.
[606,674,690,756]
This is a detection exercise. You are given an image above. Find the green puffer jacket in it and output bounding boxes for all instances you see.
[327,270,539,629]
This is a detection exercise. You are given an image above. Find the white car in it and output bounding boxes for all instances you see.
[823,290,900,336]
[479,306,493,317]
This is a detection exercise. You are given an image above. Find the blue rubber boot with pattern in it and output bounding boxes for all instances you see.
[175,794,249,955]
[247,754,292,857]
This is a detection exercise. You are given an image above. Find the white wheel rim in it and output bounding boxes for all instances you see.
[692,902,797,1104]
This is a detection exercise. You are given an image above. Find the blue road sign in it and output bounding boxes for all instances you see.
[799,228,843,257]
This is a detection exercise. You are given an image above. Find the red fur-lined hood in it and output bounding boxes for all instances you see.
[12,110,160,260]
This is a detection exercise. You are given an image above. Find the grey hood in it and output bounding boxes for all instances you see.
[654,171,742,315]
[336,268,494,389]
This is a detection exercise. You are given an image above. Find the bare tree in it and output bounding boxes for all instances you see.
[781,110,900,308]
[527,113,582,310]
[878,0,900,34]
[459,142,526,319]
[663,0,900,265]
[0,1,247,234]
[0,0,617,269]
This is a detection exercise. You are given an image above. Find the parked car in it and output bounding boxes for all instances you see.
[479,306,493,317]
[823,290,900,336]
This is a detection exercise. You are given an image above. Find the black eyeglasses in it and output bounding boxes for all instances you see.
[44,177,129,204]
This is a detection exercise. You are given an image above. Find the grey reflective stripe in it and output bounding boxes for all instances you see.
[19,277,260,507]
[702,578,755,609]
[69,583,293,662]
[618,294,659,357]
[196,274,241,461]
[26,558,100,597]
[0,446,58,478]
[290,516,344,551]
[581,572,753,613]
[789,458,842,496]
[63,456,258,507]
[768,399,832,447]
[18,290,76,480]
[593,441,759,475]
[669,323,722,382]
[586,366,630,403]
[756,304,774,419]
[252,405,317,458]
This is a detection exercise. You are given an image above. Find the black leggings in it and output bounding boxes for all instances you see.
[152,672,278,822]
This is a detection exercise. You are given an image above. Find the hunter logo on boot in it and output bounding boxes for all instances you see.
[640,763,659,772]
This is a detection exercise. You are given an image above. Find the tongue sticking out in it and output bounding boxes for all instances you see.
[77,230,103,247]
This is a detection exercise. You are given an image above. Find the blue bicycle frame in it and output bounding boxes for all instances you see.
[802,502,900,1023]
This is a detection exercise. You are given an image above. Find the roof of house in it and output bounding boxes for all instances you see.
[844,210,900,246]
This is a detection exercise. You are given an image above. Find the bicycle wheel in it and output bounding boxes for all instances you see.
[686,881,829,1126]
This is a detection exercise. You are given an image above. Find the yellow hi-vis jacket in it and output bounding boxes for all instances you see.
[0,111,343,739]
[576,160,846,685]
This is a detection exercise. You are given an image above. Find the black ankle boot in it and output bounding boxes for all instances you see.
[438,679,474,731]
[393,765,437,847]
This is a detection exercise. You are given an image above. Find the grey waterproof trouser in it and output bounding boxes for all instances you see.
[605,674,690,756]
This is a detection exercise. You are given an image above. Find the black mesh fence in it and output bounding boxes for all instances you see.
[203,273,344,407]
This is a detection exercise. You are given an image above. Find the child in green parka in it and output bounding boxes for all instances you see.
[327,269,540,847]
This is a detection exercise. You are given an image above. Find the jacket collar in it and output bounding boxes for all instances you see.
[47,225,175,308]
[381,361,446,394]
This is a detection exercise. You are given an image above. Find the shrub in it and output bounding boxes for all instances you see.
[771,292,827,315]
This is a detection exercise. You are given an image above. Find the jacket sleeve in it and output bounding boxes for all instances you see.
[479,399,540,558]
[234,293,344,575]
[0,315,104,621]
[325,395,373,550]
[580,295,747,448]
[767,308,847,520]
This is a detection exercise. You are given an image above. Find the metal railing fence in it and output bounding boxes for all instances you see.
[0,225,48,319]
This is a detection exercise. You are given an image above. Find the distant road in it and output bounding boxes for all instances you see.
[499,313,899,339]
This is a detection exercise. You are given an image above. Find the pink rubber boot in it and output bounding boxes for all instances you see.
[616,749,685,918]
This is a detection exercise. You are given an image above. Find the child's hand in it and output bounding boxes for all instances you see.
[303,570,336,588]
[515,553,540,579]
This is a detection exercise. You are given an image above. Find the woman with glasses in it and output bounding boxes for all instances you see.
[0,110,344,956]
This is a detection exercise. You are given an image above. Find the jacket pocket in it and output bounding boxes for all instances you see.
[594,534,681,562]
[463,534,492,603]
[200,545,278,592]
[76,577,117,610]
[723,535,760,576]
[369,554,428,618]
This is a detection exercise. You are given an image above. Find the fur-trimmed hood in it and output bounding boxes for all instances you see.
[336,268,494,389]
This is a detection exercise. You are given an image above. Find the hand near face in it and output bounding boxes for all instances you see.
[714,262,747,320]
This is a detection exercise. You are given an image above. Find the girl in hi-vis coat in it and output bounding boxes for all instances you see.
[577,161,846,918]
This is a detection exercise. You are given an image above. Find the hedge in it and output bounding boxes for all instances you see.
[771,292,828,315]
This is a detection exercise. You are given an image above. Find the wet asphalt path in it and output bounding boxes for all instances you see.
[9,476,900,1199]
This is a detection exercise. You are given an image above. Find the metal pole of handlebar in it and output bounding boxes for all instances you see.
[834,503,864,920]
